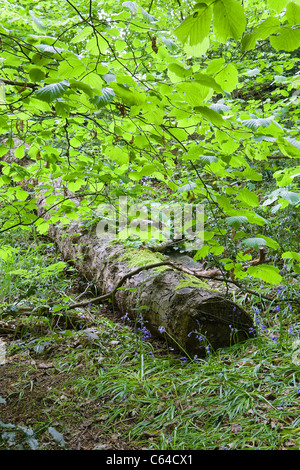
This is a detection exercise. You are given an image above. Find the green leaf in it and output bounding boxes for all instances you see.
[215,129,239,153]
[176,82,210,106]
[195,73,224,93]
[286,2,300,24]
[226,216,248,228]
[242,237,267,249]
[14,146,25,159]
[247,265,282,284]
[69,79,94,97]
[194,244,210,260]
[86,36,109,55]
[195,105,227,126]
[270,27,300,51]
[81,73,103,90]
[178,182,197,193]
[294,264,300,274]
[215,63,238,92]
[55,101,70,118]
[29,10,47,33]
[206,58,225,75]
[122,1,138,13]
[70,26,93,44]
[213,0,246,42]
[141,6,157,23]
[111,83,145,106]
[67,180,84,192]
[174,3,212,49]
[198,154,219,164]
[29,67,45,82]
[282,251,300,262]
[0,245,16,261]
[15,189,28,202]
[268,0,290,12]
[280,190,300,205]
[168,63,193,79]
[242,17,280,51]
[256,234,280,250]
[90,87,115,108]
[36,44,63,54]
[241,116,274,130]
[237,187,259,207]
[34,80,70,103]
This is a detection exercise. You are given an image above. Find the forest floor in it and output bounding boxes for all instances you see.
[0,303,148,450]
[1,232,300,451]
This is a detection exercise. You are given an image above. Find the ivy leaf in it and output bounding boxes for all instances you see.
[247,265,282,284]
[34,80,70,103]
[213,0,246,42]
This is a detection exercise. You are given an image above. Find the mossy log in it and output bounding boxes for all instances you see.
[45,218,255,357]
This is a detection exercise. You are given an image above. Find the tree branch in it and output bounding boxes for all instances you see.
[0,78,38,90]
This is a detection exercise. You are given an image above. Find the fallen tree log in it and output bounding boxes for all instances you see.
[0,142,255,358]
[43,215,255,358]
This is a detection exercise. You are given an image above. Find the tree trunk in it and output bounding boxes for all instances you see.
[45,217,255,358]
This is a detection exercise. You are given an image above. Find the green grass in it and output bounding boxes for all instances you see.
[0,228,300,450]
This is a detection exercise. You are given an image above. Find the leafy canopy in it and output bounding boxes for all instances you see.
[0,0,299,284]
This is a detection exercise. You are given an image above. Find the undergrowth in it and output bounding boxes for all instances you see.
[0,229,300,450]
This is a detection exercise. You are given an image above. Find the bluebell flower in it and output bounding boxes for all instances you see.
[121,312,129,321]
